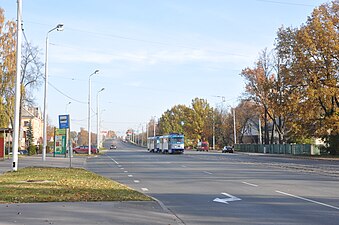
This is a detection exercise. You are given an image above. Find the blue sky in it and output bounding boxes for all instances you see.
[0,0,327,135]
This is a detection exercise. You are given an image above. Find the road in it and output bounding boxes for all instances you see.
[87,139,339,225]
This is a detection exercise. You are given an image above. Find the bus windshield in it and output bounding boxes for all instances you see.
[172,137,184,143]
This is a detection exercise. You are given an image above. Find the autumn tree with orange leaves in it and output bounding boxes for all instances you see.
[242,1,339,154]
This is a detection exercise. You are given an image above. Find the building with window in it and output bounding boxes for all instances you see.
[20,107,43,149]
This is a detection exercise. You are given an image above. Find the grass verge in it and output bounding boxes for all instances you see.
[0,167,152,203]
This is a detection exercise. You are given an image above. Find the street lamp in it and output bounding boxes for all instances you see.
[212,96,225,150]
[97,88,105,149]
[233,108,237,145]
[42,23,64,161]
[153,116,156,137]
[12,0,22,171]
[88,70,99,155]
[65,101,71,113]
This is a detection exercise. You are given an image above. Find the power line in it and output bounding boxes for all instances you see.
[48,82,87,104]
[27,21,248,58]
[22,21,89,107]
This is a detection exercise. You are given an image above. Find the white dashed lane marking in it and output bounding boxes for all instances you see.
[242,182,258,187]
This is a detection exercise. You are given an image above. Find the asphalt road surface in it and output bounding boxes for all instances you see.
[86,140,339,225]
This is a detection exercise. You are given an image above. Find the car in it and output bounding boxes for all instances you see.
[197,141,209,151]
[222,146,234,153]
[19,150,28,155]
[110,144,117,150]
[73,146,99,154]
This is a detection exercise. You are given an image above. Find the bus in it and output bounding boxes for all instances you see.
[147,136,160,152]
[159,133,184,154]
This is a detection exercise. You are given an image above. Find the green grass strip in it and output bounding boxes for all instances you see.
[0,167,152,203]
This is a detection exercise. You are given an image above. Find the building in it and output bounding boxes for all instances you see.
[20,107,43,149]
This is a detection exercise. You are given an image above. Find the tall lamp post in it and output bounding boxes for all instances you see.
[96,88,105,149]
[213,96,225,150]
[12,0,22,171]
[153,116,156,137]
[42,23,64,161]
[65,101,71,113]
[88,70,99,155]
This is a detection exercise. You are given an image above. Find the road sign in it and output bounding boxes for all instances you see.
[59,115,70,129]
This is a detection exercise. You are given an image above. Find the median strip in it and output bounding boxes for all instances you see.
[0,167,151,203]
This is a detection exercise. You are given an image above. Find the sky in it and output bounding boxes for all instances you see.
[0,0,328,136]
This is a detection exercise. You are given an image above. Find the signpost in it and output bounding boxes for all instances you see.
[58,115,72,167]
[59,115,70,129]
[54,128,66,155]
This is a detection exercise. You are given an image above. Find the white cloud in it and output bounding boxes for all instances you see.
[53,47,254,68]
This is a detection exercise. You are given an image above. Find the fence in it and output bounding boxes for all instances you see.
[234,144,320,156]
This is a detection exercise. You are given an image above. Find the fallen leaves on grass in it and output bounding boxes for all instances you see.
[0,167,151,203]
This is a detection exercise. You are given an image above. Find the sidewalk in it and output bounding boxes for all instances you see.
[0,155,86,174]
[0,155,180,225]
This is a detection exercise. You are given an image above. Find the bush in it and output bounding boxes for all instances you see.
[28,145,36,156]
[37,144,43,154]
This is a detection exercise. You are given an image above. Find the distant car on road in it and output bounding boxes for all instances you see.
[197,141,209,151]
[73,146,99,154]
[222,146,234,153]
[110,144,117,150]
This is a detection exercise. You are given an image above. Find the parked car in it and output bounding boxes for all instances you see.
[197,141,209,151]
[110,144,117,150]
[19,149,28,155]
[222,146,234,153]
[73,146,99,154]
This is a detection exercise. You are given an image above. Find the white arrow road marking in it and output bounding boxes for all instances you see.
[141,188,149,192]
[213,193,242,204]
[134,180,140,183]
[128,175,133,177]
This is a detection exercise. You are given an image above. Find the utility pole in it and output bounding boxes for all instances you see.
[233,108,237,145]
[12,0,22,171]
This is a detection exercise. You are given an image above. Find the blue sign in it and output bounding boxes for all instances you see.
[59,115,70,129]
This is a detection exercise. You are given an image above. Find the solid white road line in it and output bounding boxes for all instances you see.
[242,181,258,187]
[276,190,339,211]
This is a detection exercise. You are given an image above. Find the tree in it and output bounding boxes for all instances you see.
[241,1,339,153]
[279,1,339,153]
[158,98,213,147]
[236,100,261,144]
[190,98,212,142]
[159,104,189,135]
[26,120,36,155]
[240,50,278,144]
[26,120,33,147]
[77,127,88,146]
[0,8,16,128]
